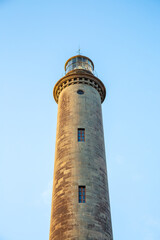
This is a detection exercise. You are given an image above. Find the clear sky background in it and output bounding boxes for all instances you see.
[1,0,160,240]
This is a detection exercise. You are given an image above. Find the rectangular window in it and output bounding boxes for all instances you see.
[79,186,86,203]
[78,128,85,142]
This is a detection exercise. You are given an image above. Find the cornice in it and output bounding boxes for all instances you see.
[53,70,106,104]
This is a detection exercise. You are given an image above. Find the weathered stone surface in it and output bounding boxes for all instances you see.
[49,74,113,240]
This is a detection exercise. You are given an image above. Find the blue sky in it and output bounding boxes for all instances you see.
[1,0,160,239]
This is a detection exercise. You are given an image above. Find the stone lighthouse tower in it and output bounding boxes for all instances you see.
[49,55,113,240]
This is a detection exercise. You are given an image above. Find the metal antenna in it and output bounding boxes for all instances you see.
[77,47,81,55]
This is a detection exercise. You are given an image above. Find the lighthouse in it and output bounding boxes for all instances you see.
[49,55,113,240]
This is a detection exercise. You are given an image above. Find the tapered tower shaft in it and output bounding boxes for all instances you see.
[49,55,113,240]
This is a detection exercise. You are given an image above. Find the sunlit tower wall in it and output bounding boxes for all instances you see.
[49,55,113,240]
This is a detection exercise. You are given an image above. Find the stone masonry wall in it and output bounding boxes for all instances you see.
[49,83,113,240]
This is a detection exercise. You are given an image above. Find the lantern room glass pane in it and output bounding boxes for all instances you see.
[66,57,93,73]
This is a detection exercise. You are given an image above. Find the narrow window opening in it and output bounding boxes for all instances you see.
[78,128,85,142]
[79,186,86,203]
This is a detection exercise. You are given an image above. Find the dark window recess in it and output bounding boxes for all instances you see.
[77,89,84,95]
[78,128,85,142]
[79,186,86,203]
